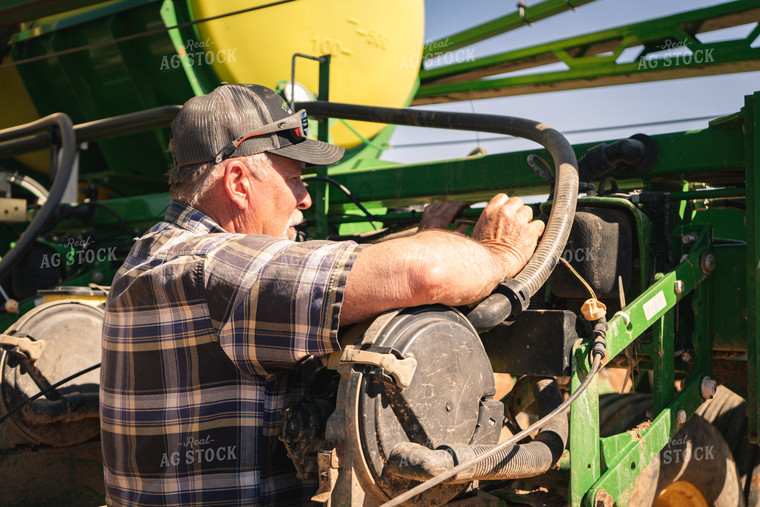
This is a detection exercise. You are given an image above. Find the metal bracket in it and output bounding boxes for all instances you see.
[517,1,532,26]
[0,333,45,362]
[0,198,27,223]
[339,346,417,388]
[311,444,342,503]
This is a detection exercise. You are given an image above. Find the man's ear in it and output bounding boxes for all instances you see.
[223,160,253,210]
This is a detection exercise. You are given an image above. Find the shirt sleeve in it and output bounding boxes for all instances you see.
[205,236,364,376]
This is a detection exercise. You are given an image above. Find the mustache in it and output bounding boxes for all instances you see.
[288,210,304,228]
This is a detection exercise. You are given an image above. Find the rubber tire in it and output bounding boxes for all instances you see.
[696,386,760,506]
[599,394,744,507]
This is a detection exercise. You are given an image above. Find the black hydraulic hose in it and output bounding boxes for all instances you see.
[22,391,99,424]
[0,362,101,426]
[296,101,579,332]
[382,354,603,507]
[577,134,658,183]
[387,377,567,483]
[0,113,76,280]
[0,106,181,158]
[578,138,644,182]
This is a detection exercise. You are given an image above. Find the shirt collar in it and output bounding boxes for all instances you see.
[164,200,227,235]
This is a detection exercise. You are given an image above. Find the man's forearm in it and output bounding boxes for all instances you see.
[341,230,509,325]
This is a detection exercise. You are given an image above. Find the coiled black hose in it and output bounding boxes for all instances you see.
[295,101,579,333]
[0,113,76,280]
[387,377,567,482]
[382,352,603,507]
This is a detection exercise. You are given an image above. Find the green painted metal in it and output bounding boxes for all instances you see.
[746,92,760,444]
[55,192,171,234]
[567,230,714,504]
[588,379,706,505]
[670,187,745,201]
[650,310,675,415]
[421,0,598,58]
[599,243,711,368]
[314,55,332,240]
[319,123,744,212]
[0,1,757,503]
[569,346,601,507]
[9,0,191,193]
[6,0,159,44]
[709,244,746,351]
[160,0,219,97]
[415,0,760,104]
[0,0,113,27]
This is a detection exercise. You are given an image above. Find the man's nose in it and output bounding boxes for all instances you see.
[297,183,312,210]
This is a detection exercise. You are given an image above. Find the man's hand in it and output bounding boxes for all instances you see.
[419,201,471,233]
[472,193,545,278]
[342,193,545,325]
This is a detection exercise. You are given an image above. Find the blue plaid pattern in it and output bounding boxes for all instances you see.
[100,201,362,506]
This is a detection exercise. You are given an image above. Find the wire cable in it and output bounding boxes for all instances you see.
[0,363,101,426]
[381,353,603,507]
[390,115,722,149]
[92,201,138,237]
[302,176,379,230]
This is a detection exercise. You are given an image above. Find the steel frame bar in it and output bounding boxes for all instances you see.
[421,0,598,58]
[569,227,714,504]
[415,0,760,104]
[746,91,760,443]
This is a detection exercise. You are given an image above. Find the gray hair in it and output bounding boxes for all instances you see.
[168,152,274,206]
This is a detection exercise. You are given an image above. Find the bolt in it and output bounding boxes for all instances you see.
[700,252,717,275]
[682,232,698,245]
[677,410,687,426]
[701,376,717,400]
[595,489,613,507]
[674,280,684,295]
[679,378,688,391]
[681,349,695,364]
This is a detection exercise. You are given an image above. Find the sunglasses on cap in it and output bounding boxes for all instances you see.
[213,109,309,164]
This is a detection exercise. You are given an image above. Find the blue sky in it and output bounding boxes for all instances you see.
[383,0,760,163]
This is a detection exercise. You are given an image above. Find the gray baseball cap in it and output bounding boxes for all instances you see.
[170,84,344,167]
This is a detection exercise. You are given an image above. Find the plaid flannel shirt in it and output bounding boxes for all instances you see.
[100,201,363,506]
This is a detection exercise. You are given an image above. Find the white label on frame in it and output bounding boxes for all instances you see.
[643,290,667,321]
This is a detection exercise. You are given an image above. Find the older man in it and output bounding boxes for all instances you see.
[100,84,544,506]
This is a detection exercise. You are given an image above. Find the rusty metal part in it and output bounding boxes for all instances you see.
[701,376,718,400]
[594,489,614,507]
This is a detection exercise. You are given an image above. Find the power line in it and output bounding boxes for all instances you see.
[389,114,721,149]
[1,0,296,69]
